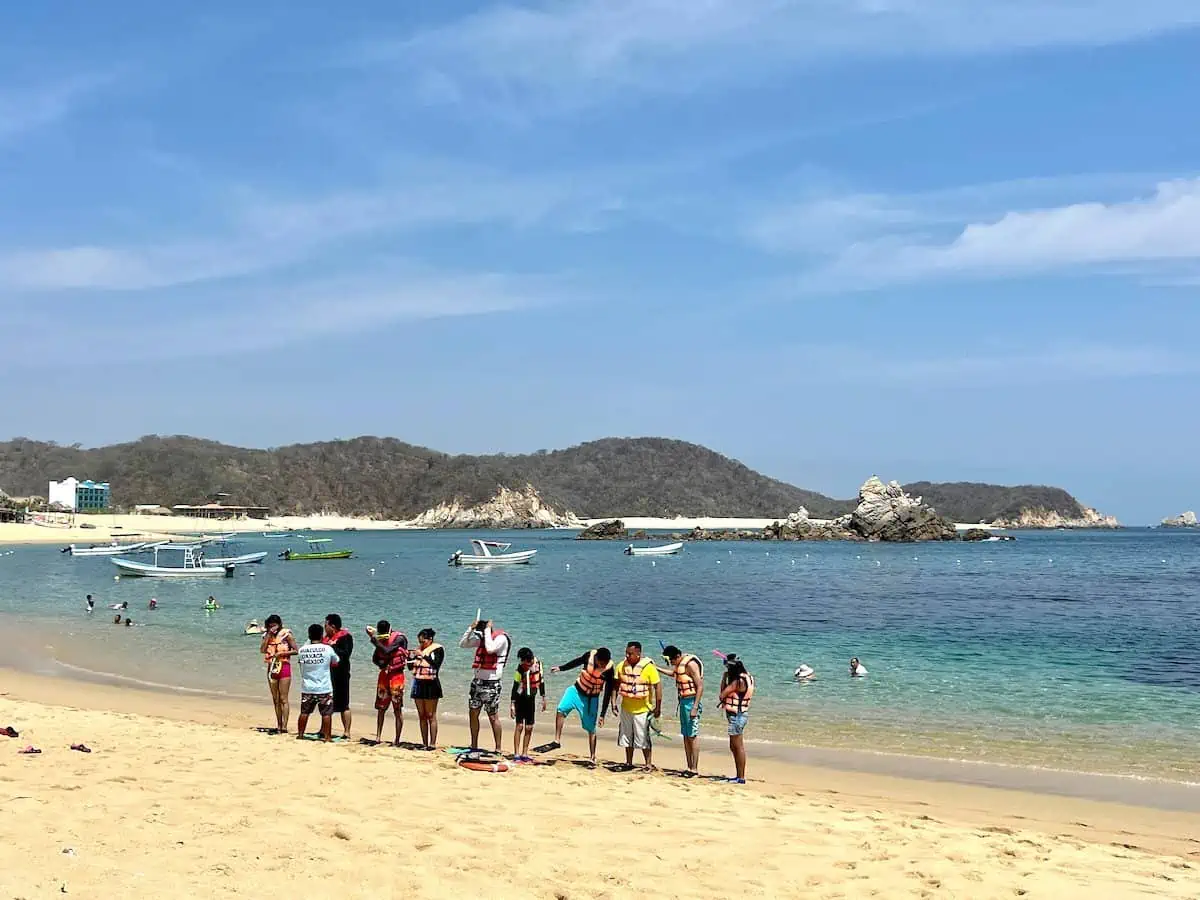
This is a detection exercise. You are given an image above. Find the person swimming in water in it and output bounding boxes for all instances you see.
[849,657,868,677]
[148,598,158,610]
[204,596,221,611]
[113,614,122,625]
[245,620,265,635]
[794,664,815,680]
[86,595,95,614]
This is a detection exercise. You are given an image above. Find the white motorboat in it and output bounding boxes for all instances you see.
[112,544,234,578]
[624,541,684,557]
[449,540,538,566]
[66,540,165,557]
[199,539,268,567]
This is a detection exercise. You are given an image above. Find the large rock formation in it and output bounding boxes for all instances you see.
[991,506,1120,529]
[1161,511,1198,528]
[847,476,958,542]
[408,484,580,529]
[577,519,626,539]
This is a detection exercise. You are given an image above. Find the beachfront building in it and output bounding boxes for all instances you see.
[171,503,270,520]
[48,477,111,512]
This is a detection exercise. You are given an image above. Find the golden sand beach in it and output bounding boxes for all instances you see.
[0,670,1197,899]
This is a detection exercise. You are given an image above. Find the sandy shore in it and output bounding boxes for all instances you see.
[0,670,1196,898]
[581,516,1002,532]
[0,513,421,545]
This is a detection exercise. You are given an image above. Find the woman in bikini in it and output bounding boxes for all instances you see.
[260,614,298,733]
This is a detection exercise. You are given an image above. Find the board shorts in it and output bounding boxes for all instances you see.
[469,679,502,715]
[679,697,702,738]
[300,693,333,716]
[556,684,600,734]
[726,712,749,736]
[513,694,537,726]
[375,670,406,710]
[331,673,351,713]
[412,678,443,701]
[618,709,652,749]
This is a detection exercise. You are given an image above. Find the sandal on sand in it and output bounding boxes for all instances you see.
[19,746,41,755]
[253,727,281,735]
[1,726,18,738]
[70,744,92,753]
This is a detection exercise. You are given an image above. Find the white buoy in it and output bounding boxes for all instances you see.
[114,575,120,581]
[651,561,656,567]
[370,568,375,575]
[249,571,255,577]
[717,560,721,565]
[875,560,881,567]
[856,555,861,560]
[565,563,570,570]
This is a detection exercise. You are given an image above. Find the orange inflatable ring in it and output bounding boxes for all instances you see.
[456,750,510,773]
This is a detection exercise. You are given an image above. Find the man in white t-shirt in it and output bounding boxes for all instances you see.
[296,623,340,742]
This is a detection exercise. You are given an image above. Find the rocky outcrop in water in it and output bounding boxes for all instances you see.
[408,484,580,529]
[576,477,964,542]
[1160,510,1198,528]
[991,506,1120,529]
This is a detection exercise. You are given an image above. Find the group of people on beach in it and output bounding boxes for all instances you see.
[257,614,759,782]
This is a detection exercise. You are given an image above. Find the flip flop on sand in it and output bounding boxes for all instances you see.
[70,744,92,753]
[18,746,41,755]
[1,726,18,738]
[253,727,281,735]
[358,738,381,746]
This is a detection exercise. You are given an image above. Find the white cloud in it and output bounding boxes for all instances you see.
[812,177,1200,288]
[368,0,1200,110]
[0,75,109,144]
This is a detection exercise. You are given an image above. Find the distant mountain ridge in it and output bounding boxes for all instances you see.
[0,435,1103,525]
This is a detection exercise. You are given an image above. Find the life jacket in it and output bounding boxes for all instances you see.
[373,632,409,675]
[721,672,756,714]
[263,628,292,668]
[515,658,543,696]
[618,657,653,700]
[472,629,510,673]
[575,651,613,696]
[411,643,443,680]
[674,654,703,699]
[323,628,351,651]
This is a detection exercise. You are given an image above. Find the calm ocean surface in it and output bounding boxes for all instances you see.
[2,528,1198,782]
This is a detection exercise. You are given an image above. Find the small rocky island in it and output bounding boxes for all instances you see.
[1160,511,1198,528]
[407,484,581,529]
[579,476,1015,543]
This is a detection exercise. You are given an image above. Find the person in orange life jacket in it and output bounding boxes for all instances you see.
[459,617,511,752]
[323,614,354,739]
[260,614,298,734]
[408,628,445,748]
[662,645,705,776]
[718,654,755,784]
[367,620,408,746]
[613,641,663,771]
[510,647,546,762]
[545,648,616,764]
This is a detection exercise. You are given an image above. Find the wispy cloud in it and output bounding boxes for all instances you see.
[789,342,1200,386]
[0,75,109,145]
[364,0,1200,111]
[0,161,619,292]
[0,267,552,367]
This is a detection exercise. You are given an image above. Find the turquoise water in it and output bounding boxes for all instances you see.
[2,528,1198,781]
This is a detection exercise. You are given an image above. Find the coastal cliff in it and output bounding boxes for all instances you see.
[407,484,580,529]
[990,506,1119,529]
[1160,511,1198,528]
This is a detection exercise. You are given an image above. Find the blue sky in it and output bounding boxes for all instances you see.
[2,2,1199,523]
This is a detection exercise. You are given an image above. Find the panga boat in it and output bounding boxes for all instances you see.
[66,540,165,557]
[624,541,684,557]
[279,538,354,561]
[200,539,268,568]
[449,540,537,566]
[112,544,234,578]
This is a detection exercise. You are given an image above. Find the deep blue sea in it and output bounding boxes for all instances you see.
[2,528,1198,781]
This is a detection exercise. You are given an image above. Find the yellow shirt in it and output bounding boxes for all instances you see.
[614,658,660,715]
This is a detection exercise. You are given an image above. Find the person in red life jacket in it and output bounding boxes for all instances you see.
[322,614,354,740]
[367,620,408,746]
[459,617,511,752]
[545,647,617,765]
[510,647,546,762]
[662,645,705,776]
[408,628,445,748]
[718,653,756,784]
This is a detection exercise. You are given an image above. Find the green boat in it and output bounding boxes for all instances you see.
[278,538,354,561]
